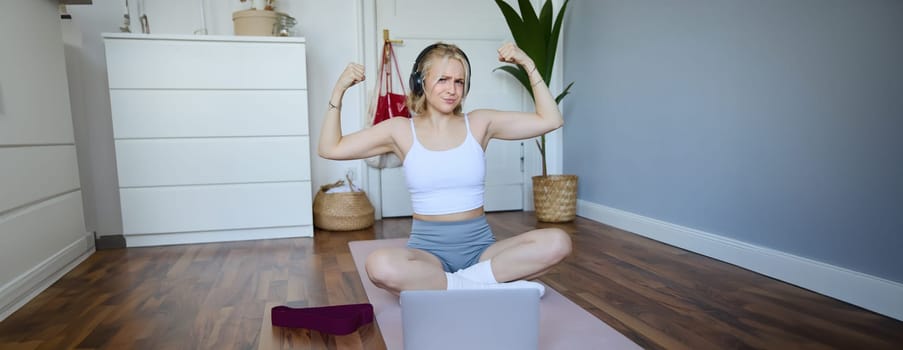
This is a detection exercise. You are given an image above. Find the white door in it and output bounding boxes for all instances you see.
[372,0,528,217]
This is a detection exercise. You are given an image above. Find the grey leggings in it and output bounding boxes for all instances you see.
[406,216,496,272]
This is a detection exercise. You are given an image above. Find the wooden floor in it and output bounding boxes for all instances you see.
[1,212,901,349]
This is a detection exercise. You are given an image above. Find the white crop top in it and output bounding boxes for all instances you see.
[403,115,486,215]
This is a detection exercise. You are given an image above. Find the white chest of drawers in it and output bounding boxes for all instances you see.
[103,33,312,247]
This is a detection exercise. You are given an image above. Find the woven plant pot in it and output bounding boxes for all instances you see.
[532,174,578,223]
[313,180,375,231]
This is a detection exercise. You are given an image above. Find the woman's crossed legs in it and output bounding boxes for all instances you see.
[364,227,572,295]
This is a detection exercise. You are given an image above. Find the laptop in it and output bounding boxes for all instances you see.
[400,288,540,350]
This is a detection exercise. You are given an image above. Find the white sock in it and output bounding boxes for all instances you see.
[445,272,545,298]
[453,260,497,284]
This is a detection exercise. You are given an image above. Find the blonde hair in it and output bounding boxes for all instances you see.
[406,43,470,116]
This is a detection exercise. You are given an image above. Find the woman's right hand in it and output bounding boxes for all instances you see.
[336,63,366,91]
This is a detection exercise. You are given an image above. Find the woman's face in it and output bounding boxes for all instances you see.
[423,57,466,115]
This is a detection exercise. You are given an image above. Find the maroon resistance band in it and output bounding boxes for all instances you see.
[271,303,374,335]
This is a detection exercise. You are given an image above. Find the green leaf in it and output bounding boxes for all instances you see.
[518,0,540,29]
[493,65,532,98]
[555,81,575,104]
[546,0,569,82]
[538,1,554,76]
[495,0,527,48]
[513,0,546,78]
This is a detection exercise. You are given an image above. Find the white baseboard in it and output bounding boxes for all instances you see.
[0,233,95,322]
[577,199,903,322]
[125,225,313,247]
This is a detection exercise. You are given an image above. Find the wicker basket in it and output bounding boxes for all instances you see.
[532,175,578,223]
[312,177,375,231]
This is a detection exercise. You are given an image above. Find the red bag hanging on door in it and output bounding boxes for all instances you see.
[365,41,411,169]
[372,42,410,125]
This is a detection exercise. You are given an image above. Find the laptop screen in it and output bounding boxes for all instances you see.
[400,289,540,350]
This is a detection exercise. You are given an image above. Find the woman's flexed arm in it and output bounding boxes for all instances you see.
[479,43,563,141]
[318,63,398,160]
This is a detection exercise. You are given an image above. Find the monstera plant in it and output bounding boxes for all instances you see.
[495,0,577,223]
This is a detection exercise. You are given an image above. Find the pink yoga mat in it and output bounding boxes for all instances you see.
[349,239,642,350]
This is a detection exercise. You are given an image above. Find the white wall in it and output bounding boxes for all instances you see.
[66,0,368,236]
[0,0,93,321]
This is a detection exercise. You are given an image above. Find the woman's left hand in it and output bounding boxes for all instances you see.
[497,43,534,70]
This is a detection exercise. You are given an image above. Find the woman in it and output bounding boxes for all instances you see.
[318,42,571,297]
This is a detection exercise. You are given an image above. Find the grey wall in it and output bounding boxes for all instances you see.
[562,0,903,283]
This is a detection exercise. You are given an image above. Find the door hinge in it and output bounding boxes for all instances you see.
[520,142,525,173]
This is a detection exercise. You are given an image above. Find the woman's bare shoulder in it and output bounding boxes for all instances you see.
[386,116,414,141]
[466,108,499,124]
[467,108,493,117]
[465,109,496,145]
[386,116,412,131]
[469,108,513,129]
